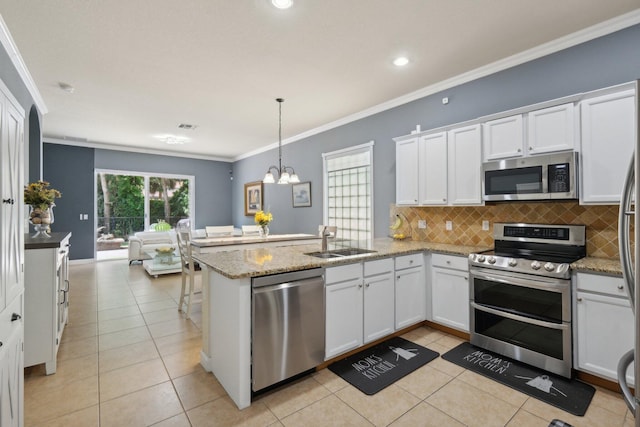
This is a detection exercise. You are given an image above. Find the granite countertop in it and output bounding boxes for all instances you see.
[192,238,490,279]
[571,257,623,276]
[24,231,72,249]
[190,233,320,247]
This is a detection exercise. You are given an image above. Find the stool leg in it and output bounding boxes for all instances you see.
[178,266,187,312]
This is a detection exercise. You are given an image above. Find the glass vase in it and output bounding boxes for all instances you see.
[29,205,54,238]
[260,224,270,238]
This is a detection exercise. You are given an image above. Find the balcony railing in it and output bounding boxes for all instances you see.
[97,216,187,241]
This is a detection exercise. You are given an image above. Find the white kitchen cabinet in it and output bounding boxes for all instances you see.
[0,81,24,427]
[483,103,575,161]
[363,258,395,343]
[527,103,575,154]
[419,132,448,205]
[574,272,634,383]
[325,258,396,359]
[579,88,635,204]
[395,138,419,205]
[24,232,71,374]
[447,124,483,206]
[431,253,469,332]
[483,115,524,161]
[394,253,425,330]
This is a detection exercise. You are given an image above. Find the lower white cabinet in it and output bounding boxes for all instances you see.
[574,272,634,382]
[0,313,23,427]
[395,253,425,329]
[325,260,396,359]
[24,232,71,374]
[431,253,469,332]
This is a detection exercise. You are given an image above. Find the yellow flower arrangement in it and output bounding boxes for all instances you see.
[24,180,62,210]
[254,210,273,226]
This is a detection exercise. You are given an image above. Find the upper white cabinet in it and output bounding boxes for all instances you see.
[395,138,419,205]
[419,132,448,205]
[527,103,575,155]
[395,124,482,207]
[447,124,483,205]
[483,103,575,161]
[483,115,524,160]
[579,88,635,204]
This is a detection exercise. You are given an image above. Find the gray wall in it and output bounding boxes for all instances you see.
[40,145,234,260]
[42,144,95,260]
[232,23,640,237]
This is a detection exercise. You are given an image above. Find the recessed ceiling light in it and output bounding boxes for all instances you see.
[393,57,409,67]
[271,0,293,9]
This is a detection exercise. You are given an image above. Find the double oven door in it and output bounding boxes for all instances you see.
[469,266,572,378]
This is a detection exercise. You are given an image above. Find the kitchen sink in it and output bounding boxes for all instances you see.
[305,248,377,259]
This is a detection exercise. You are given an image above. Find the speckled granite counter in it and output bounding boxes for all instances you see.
[192,238,490,279]
[571,257,622,275]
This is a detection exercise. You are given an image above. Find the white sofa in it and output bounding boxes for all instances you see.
[128,230,177,264]
[126,228,210,264]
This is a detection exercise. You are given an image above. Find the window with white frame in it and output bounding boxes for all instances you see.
[322,141,374,247]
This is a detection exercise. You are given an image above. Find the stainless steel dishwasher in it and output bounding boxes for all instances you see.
[251,268,325,392]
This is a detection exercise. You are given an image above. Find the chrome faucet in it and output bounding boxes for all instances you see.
[321,225,337,252]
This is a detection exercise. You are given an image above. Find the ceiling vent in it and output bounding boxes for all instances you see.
[177,123,198,130]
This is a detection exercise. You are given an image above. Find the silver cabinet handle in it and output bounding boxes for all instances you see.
[618,284,624,290]
[358,283,363,288]
[11,313,21,322]
[365,283,370,288]
[577,297,583,302]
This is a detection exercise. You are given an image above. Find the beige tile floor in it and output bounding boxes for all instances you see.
[24,259,635,426]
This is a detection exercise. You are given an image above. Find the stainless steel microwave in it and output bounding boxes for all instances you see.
[482,152,578,201]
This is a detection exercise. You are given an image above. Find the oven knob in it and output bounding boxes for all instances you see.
[487,256,496,264]
[508,258,517,267]
[477,255,486,263]
[531,261,541,270]
[544,262,556,272]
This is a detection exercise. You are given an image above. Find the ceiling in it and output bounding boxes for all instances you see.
[2,1,639,161]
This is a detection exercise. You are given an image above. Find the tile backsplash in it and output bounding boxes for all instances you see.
[390,202,623,259]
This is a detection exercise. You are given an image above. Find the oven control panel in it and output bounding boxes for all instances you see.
[469,253,571,279]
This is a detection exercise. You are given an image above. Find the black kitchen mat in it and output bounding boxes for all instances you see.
[328,336,439,395]
[442,342,595,416]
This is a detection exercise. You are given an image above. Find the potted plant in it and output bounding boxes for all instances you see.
[24,180,61,237]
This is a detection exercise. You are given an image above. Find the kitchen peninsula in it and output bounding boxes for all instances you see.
[189,233,320,254]
[192,238,488,409]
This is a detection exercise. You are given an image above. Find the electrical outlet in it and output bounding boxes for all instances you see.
[482,220,489,231]
[445,220,453,231]
[83,214,89,220]
[418,220,427,229]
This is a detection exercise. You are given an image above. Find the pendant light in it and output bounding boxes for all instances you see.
[263,98,300,184]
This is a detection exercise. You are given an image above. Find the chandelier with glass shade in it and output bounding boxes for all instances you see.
[263,98,300,184]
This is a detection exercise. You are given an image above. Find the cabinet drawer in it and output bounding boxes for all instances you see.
[575,272,628,298]
[325,263,362,285]
[364,258,393,277]
[0,294,23,343]
[431,253,467,270]
[395,253,423,270]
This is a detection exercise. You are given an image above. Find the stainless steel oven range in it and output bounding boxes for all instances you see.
[468,223,586,378]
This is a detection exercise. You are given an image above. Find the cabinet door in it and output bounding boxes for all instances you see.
[576,291,634,382]
[580,89,635,204]
[0,325,23,427]
[395,267,425,330]
[325,278,363,359]
[1,100,24,308]
[431,267,469,332]
[483,115,524,161]
[419,132,448,205]
[396,138,419,205]
[363,272,394,343]
[448,124,483,206]
[527,103,575,155]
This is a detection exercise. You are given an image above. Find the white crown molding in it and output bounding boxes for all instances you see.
[44,137,233,162]
[235,8,640,162]
[0,14,48,113]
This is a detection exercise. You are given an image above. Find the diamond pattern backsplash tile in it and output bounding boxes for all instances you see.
[390,202,625,259]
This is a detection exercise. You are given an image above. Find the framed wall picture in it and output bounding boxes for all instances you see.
[292,182,311,207]
[244,181,263,216]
